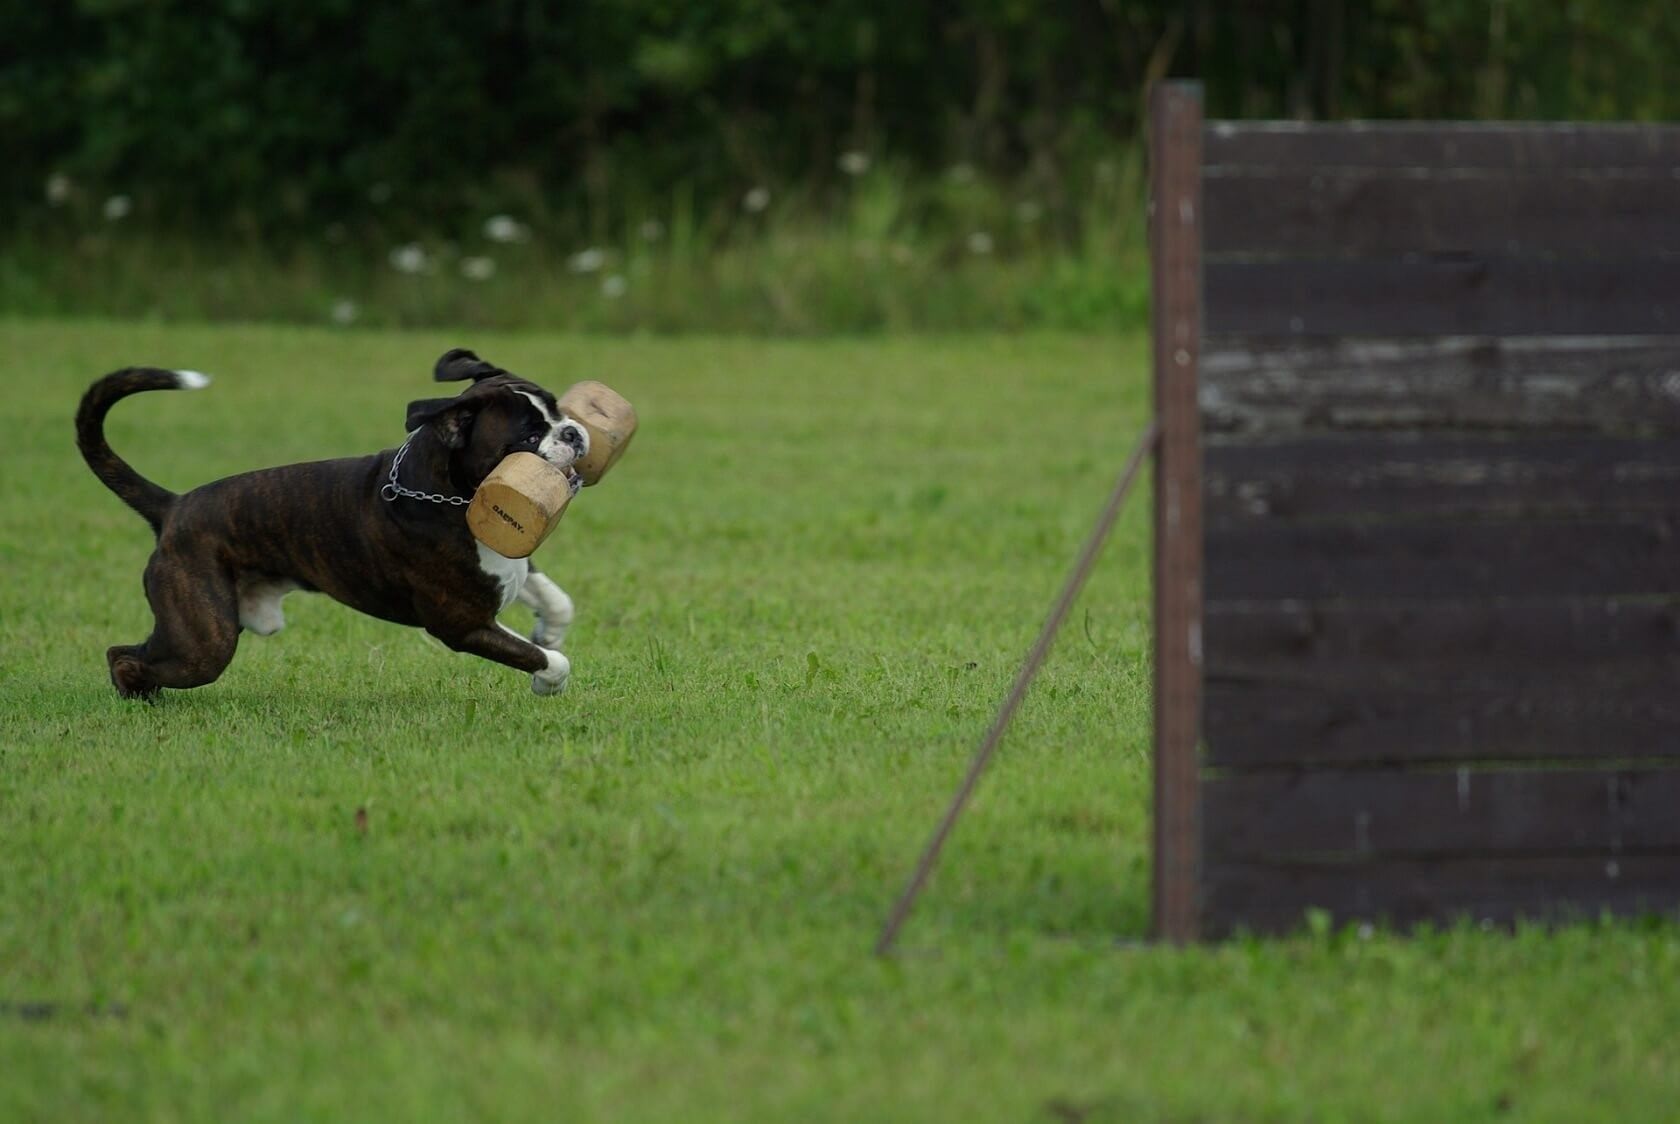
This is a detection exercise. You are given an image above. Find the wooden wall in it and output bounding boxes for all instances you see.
[1154,94,1680,936]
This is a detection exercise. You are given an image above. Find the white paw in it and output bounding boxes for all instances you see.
[531,648,570,696]
[531,619,569,649]
[520,572,574,648]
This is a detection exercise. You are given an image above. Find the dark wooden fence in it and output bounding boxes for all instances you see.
[1150,81,1680,940]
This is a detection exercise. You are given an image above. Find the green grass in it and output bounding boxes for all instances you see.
[3,319,1678,1122]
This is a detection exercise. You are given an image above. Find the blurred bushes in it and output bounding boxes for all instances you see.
[7,1,1678,239]
[3,1,1674,331]
[6,0,1140,238]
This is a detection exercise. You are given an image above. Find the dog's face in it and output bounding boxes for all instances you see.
[406,353,589,488]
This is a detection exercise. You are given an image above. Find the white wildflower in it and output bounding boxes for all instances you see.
[966,231,994,256]
[567,247,606,273]
[945,162,977,184]
[330,299,359,326]
[483,214,531,244]
[102,194,132,221]
[45,174,72,206]
[638,219,665,242]
[838,150,871,176]
[601,274,627,299]
[388,243,427,274]
[460,255,496,281]
[1015,200,1043,224]
[742,186,771,213]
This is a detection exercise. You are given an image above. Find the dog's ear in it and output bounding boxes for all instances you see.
[434,348,504,383]
[405,396,481,448]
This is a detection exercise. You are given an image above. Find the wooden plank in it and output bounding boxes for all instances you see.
[1202,854,1680,936]
[1204,121,1680,172]
[1204,258,1680,337]
[1205,170,1680,258]
[1196,117,1680,941]
[1205,437,1680,524]
[1202,335,1680,438]
[1202,682,1680,767]
[1205,598,1680,693]
[1203,768,1680,861]
[1149,81,1205,945]
[1205,517,1680,600]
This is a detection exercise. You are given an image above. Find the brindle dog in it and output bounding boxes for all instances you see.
[76,349,587,698]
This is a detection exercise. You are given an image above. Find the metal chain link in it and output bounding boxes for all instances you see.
[379,431,471,506]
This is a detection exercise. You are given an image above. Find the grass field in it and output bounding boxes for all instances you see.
[3,319,1678,1122]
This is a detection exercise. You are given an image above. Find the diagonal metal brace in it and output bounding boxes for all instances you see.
[874,421,1163,956]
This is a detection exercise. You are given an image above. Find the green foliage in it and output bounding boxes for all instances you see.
[5,320,1680,1119]
[5,2,1673,333]
[6,1,1676,240]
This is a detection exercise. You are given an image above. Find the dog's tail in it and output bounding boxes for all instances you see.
[76,367,211,534]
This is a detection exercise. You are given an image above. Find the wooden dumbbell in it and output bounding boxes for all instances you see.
[467,453,577,558]
[466,380,637,557]
[557,380,638,486]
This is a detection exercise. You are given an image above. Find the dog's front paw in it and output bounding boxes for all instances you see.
[520,572,574,650]
[531,619,568,649]
[531,648,570,696]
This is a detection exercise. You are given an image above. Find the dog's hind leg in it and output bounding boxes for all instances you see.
[108,551,241,699]
[516,567,574,649]
[238,576,299,636]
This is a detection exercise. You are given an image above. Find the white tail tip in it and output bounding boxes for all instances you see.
[174,370,211,390]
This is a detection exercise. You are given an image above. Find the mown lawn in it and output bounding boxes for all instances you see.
[2,319,1676,1122]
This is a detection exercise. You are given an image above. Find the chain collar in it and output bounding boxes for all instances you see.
[379,430,470,506]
